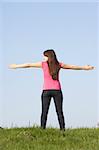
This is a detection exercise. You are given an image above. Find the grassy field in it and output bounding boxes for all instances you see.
[0,127,99,150]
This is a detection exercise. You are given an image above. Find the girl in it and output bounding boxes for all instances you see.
[9,49,94,130]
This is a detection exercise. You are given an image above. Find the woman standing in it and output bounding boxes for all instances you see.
[9,49,94,130]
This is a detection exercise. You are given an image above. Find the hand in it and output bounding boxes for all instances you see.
[83,65,95,70]
[9,64,17,69]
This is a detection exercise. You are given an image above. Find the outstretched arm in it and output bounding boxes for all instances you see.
[61,64,94,70]
[9,62,42,69]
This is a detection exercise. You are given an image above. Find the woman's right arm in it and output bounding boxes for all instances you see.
[9,62,42,69]
[61,63,94,70]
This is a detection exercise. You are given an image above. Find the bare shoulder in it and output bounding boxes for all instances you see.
[29,62,42,68]
[59,62,66,68]
[60,63,72,69]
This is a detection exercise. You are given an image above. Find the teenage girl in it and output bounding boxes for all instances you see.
[9,49,94,130]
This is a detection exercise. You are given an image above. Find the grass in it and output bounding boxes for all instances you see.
[0,127,99,150]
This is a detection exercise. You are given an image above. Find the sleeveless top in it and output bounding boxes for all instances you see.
[42,61,63,90]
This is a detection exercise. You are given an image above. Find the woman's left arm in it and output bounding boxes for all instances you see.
[9,62,42,69]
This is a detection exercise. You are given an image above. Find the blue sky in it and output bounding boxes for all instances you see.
[0,1,98,128]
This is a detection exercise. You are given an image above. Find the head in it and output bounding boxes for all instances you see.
[43,49,57,61]
[43,56,48,62]
[43,49,61,80]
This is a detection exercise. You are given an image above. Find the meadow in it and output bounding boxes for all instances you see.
[0,127,99,150]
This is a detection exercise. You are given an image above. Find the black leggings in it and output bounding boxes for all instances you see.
[41,89,65,130]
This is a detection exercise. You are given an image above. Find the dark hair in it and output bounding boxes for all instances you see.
[43,49,61,80]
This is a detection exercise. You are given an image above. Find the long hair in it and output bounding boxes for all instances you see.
[43,49,61,80]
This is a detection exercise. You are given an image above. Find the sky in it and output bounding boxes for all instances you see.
[0,1,98,128]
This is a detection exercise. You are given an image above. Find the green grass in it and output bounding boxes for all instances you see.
[0,127,99,150]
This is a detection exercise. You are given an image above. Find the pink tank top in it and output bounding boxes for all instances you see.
[42,61,62,90]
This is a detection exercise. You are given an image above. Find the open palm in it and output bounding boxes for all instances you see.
[9,64,17,69]
[84,65,94,70]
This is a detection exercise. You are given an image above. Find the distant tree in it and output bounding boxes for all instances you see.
[0,126,3,129]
